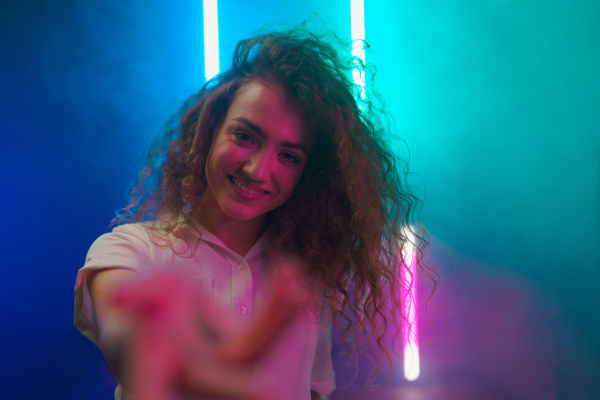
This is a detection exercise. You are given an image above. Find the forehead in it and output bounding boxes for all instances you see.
[232,80,291,110]
[225,81,315,150]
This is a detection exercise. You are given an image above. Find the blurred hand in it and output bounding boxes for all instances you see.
[109,266,309,400]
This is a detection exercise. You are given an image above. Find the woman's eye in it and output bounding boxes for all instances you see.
[281,152,299,164]
[234,132,254,143]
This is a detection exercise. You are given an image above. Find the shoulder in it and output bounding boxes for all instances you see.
[97,218,195,251]
[82,223,156,272]
[89,223,152,254]
[112,222,150,236]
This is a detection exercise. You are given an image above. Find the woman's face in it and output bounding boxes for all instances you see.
[202,80,314,223]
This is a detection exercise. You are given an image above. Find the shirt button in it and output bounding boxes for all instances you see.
[238,262,246,270]
[239,305,247,315]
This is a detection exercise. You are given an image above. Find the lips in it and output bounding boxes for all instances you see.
[228,175,269,196]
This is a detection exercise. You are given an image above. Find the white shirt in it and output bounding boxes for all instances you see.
[74,221,335,399]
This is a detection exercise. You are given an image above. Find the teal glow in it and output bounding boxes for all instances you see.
[203,0,220,80]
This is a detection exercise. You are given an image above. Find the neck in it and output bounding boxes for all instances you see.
[193,192,266,257]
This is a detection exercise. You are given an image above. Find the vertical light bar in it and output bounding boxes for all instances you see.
[203,0,219,80]
[350,0,366,103]
[401,226,420,381]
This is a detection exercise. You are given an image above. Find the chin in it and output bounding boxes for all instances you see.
[222,203,267,222]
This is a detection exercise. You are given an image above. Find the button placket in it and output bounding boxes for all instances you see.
[231,257,252,323]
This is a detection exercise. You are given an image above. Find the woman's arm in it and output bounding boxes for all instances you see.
[87,268,137,382]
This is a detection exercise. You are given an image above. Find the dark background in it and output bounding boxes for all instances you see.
[1,0,598,399]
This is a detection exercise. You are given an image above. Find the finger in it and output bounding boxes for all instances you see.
[219,268,308,363]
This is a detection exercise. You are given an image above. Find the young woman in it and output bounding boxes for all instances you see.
[74,28,435,400]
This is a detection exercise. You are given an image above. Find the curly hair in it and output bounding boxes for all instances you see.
[113,27,437,385]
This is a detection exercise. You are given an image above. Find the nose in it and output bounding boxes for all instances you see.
[241,150,270,183]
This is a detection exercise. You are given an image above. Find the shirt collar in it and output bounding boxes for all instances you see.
[186,219,273,261]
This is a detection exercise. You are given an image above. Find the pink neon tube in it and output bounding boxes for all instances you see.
[401,227,420,380]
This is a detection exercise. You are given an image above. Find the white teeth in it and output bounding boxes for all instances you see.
[230,176,265,195]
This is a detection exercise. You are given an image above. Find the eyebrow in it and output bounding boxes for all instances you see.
[232,117,309,155]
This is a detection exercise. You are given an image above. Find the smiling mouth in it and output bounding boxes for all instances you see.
[228,176,268,195]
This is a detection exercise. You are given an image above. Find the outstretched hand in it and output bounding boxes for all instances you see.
[107,266,309,400]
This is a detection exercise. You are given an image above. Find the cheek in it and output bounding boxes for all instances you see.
[206,143,234,173]
[204,156,219,187]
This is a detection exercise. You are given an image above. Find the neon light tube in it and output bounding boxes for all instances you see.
[401,226,420,381]
[350,0,366,102]
[203,0,220,80]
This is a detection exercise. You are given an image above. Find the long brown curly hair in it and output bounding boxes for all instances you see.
[113,27,437,385]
